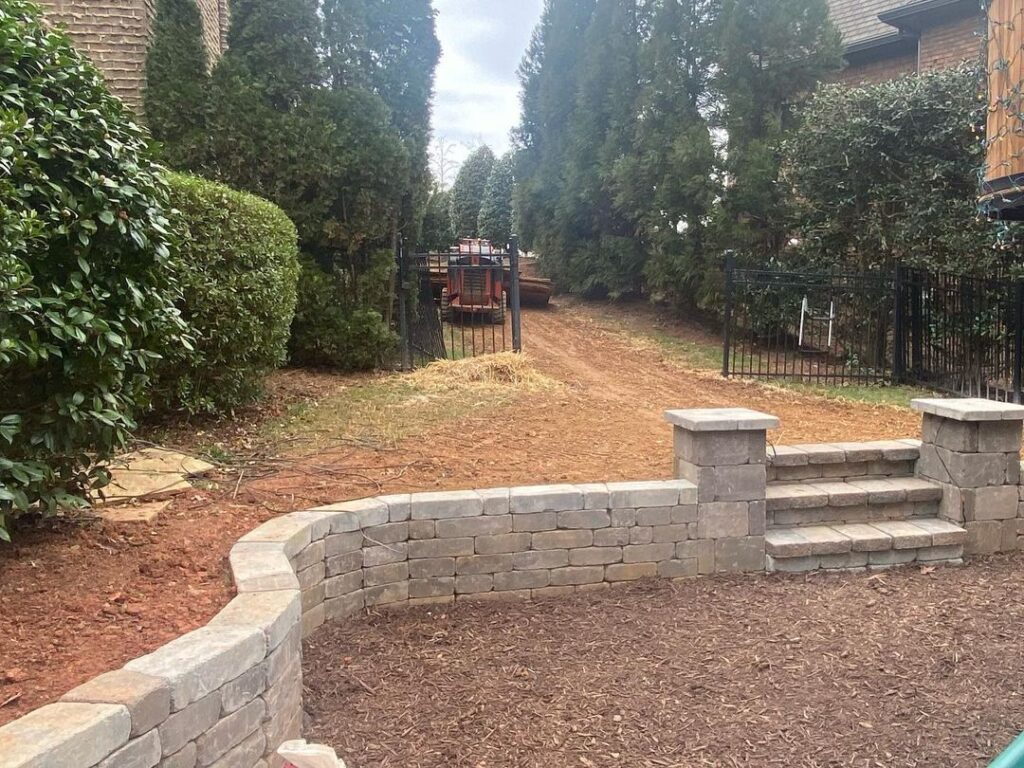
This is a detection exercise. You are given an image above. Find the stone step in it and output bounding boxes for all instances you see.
[767,440,920,482]
[766,477,942,527]
[765,518,966,573]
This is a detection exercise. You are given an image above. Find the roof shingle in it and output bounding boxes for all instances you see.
[827,0,908,46]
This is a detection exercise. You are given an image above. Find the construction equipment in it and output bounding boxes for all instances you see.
[440,239,507,324]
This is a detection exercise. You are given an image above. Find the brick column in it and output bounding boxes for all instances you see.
[912,398,1024,554]
[664,408,779,572]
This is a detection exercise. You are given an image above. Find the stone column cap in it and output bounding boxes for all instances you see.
[911,397,1024,422]
[664,408,780,432]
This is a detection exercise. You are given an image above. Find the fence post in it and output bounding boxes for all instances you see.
[910,269,923,378]
[509,235,523,353]
[396,236,412,372]
[1014,280,1023,404]
[722,251,735,378]
[893,264,906,382]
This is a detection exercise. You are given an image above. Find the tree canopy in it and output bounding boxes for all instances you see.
[478,152,515,247]
[514,0,841,305]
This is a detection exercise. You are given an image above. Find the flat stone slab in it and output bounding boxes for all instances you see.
[912,398,1024,422]
[102,448,215,502]
[766,483,828,511]
[664,408,780,432]
[97,500,170,524]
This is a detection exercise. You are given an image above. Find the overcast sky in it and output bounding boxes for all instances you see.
[431,0,544,173]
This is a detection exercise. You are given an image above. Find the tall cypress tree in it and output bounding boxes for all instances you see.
[144,0,208,168]
[322,0,440,237]
[478,152,515,247]
[513,0,596,272]
[617,0,720,305]
[449,146,496,238]
[558,0,644,297]
[225,0,323,110]
[716,0,841,260]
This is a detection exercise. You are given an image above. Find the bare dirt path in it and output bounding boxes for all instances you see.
[305,556,1024,768]
[0,300,919,724]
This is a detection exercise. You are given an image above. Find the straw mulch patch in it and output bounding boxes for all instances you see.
[303,555,1024,768]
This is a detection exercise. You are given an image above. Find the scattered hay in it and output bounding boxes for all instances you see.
[404,352,560,394]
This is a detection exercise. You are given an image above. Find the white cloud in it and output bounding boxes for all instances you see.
[430,0,544,157]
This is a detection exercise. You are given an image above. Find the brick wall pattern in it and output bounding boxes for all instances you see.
[37,0,228,111]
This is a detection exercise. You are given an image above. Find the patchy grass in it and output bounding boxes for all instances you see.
[266,354,559,453]
[596,308,931,409]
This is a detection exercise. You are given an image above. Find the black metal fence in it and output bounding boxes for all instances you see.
[395,237,523,370]
[723,257,1024,402]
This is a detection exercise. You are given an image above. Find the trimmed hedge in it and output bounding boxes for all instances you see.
[157,173,301,415]
[0,0,186,538]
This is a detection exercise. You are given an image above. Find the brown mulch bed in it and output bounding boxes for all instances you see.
[302,556,1024,768]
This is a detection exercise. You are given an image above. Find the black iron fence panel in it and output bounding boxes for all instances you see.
[723,258,1024,402]
[723,260,896,385]
[395,238,523,369]
[898,268,1024,403]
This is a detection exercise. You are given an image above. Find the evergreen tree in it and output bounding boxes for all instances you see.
[617,0,720,305]
[715,0,841,260]
[420,187,456,252]
[144,0,208,168]
[225,0,322,109]
[557,0,644,297]
[478,152,515,247]
[449,146,496,238]
[513,0,596,268]
[322,0,440,237]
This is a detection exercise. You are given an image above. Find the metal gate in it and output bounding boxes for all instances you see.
[722,256,896,385]
[395,236,523,370]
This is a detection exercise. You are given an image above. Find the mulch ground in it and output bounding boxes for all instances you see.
[303,555,1024,768]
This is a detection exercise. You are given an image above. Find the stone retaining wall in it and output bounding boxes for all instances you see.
[3,399,1023,767]
[6,477,785,768]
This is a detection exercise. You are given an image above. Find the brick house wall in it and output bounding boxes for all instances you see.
[834,51,917,86]
[37,0,228,113]
[919,15,983,72]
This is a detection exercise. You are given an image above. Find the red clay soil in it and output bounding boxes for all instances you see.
[303,557,1024,768]
[0,300,921,724]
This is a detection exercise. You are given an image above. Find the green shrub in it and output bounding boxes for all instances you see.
[156,173,301,415]
[783,66,994,274]
[289,258,396,370]
[0,1,186,539]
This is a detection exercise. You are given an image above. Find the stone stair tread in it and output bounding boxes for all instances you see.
[767,517,966,558]
[766,440,921,466]
[766,477,943,510]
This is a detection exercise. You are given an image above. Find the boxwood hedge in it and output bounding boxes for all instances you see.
[157,173,300,414]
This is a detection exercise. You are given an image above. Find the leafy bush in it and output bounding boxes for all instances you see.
[289,258,397,370]
[155,173,301,415]
[0,1,186,539]
[783,66,995,274]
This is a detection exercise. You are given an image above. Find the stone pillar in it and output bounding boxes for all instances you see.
[912,398,1024,554]
[664,408,779,572]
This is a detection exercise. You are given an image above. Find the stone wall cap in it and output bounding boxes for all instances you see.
[911,398,1024,422]
[665,408,780,431]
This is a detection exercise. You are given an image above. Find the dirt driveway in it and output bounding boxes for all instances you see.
[0,300,921,723]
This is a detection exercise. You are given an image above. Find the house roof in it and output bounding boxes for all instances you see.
[828,0,981,50]
[826,0,910,47]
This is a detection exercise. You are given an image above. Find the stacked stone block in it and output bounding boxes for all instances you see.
[667,408,778,574]
[912,398,1024,554]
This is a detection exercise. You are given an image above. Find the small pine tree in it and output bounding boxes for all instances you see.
[420,187,455,251]
[449,146,496,238]
[477,152,515,247]
[144,0,209,168]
